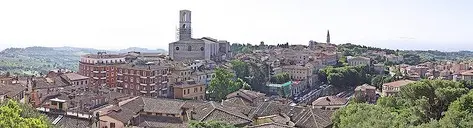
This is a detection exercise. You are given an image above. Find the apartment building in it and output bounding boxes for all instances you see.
[172,80,205,100]
[78,52,126,87]
[116,63,170,97]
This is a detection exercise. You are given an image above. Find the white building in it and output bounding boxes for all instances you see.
[347,56,371,66]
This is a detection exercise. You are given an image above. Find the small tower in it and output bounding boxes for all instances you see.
[178,10,192,40]
[326,30,331,44]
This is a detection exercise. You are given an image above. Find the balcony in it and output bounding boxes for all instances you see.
[140,91,147,93]
[100,77,106,80]
[93,77,99,79]
[162,81,168,84]
[150,90,156,93]
[117,80,123,83]
[117,73,123,76]
[93,71,99,73]
[140,76,147,79]
[140,83,147,86]
[149,83,156,86]
[100,71,106,73]
[117,87,123,89]
[150,76,156,79]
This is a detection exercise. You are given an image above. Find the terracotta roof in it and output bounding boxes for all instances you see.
[120,97,185,114]
[61,73,89,81]
[106,108,136,124]
[312,96,348,106]
[249,122,294,128]
[226,89,266,105]
[249,101,334,128]
[81,54,124,59]
[461,70,473,76]
[292,108,333,128]
[0,83,27,98]
[191,101,252,126]
[137,115,187,128]
[45,113,92,128]
[383,80,415,88]
[354,84,376,91]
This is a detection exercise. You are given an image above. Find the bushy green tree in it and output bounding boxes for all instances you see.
[230,60,249,80]
[319,65,371,89]
[437,91,473,128]
[332,103,398,128]
[270,72,290,84]
[0,100,51,128]
[189,120,236,128]
[333,80,470,128]
[208,68,242,101]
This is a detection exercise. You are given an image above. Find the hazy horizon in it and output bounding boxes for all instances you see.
[0,0,472,52]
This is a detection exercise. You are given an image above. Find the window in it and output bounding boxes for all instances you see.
[188,46,191,51]
[110,123,115,128]
[187,89,190,94]
[194,88,197,92]
[200,87,203,92]
[184,90,186,94]
[176,47,180,50]
[200,47,204,51]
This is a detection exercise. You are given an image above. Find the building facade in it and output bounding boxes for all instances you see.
[116,63,170,97]
[347,56,371,67]
[168,10,231,61]
[78,52,126,87]
[382,80,415,96]
[172,80,205,100]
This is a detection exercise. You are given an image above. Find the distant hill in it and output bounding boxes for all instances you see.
[0,46,167,76]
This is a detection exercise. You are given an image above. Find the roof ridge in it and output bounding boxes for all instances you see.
[309,108,320,128]
[311,109,331,124]
[214,107,252,121]
[200,102,218,122]
[294,108,309,124]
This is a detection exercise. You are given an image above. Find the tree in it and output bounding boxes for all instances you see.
[399,80,468,122]
[332,103,399,128]
[189,120,236,128]
[208,68,241,101]
[270,72,290,84]
[371,75,384,89]
[230,60,249,80]
[437,91,473,128]
[0,100,51,128]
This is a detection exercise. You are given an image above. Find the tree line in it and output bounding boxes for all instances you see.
[332,80,473,128]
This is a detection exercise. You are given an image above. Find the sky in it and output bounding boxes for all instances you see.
[0,0,472,51]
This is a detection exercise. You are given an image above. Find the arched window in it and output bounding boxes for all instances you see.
[188,46,192,51]
[182,13,187,21]
[182,24,186,28]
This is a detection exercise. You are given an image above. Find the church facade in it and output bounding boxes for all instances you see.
[169,10,231,62]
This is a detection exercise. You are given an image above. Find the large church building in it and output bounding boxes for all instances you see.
[169,10,231,61]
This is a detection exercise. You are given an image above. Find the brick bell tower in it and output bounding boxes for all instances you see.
[178,10,192,41]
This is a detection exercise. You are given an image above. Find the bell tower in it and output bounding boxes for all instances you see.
[178,10,192,40]
[326,30,331,44]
